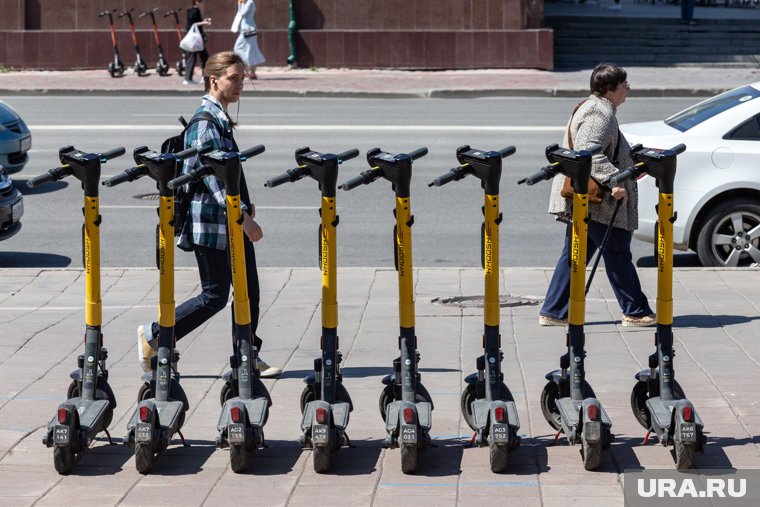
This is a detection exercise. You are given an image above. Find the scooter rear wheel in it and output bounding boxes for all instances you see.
[460,382,514,432]
[674,430,695,469]
[400,444,418,474]
[489,442,508,473]
[313,445,331,473]
[540,380,595,432]
[630,379,686,430]
[581,434,603,471]
[229,443,248,473]
[135,442,155,474]
[53,446,75,475]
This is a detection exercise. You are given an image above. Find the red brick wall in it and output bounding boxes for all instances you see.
[0,0,552,70]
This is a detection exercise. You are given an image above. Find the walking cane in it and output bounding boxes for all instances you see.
[585,198,623,295]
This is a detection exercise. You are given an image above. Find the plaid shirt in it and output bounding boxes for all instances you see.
[177,95,238,251]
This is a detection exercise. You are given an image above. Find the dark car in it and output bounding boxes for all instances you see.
[0,167,22,240]
[0,100,31,174]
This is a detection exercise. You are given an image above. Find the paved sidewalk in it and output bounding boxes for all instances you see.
[0,267,757,506]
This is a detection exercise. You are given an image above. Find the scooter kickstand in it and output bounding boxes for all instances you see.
[178,430,190,448]
[642,430,652,445]
[104,428,115,445]
[553,430,562,446]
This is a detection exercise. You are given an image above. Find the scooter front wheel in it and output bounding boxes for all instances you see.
[489,442,508,473]
[157,62,169,76]
[135,442,155,474]
[176,61,185,76]
[313,445,331,473]
[108,62,116,77]
[400,444,418,474]
[630,379,686,430]
[540,380,595,432]
[53,445,76,475]
[229,443,248,473]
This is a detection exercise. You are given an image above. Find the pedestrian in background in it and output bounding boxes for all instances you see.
[681,0,697,25]
[184,0,212,85]
[539,63,655,328]
[232,0,266,79]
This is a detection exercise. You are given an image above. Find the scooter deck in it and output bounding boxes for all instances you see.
[126,399,185,432]
[556,397,612,428]
[647,397,704,431]
[50,398,111,431]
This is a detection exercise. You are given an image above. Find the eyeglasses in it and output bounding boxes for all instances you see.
[624,82,630,91]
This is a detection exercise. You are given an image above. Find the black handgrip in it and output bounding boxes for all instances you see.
[176,146,201,160]
[100,146,126,161]
[518,165,557,186]
[669,143,686,155]
[264,172,294,188]
[168,166,211,190]
[609,168,639,187]
[339,173,368,191]
[583,143,603,156]
[428,166,469,187]
[241,144,266,160]
[102,166,148,187]
[498,146,516,158]
[27,170,57,189]
[337,149,359,162]
[408,147,428,160]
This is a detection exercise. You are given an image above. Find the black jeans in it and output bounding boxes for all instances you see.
[152,241,262,350]
[185,48,209,82]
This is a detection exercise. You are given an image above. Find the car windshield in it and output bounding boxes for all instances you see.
[665,85,760,132]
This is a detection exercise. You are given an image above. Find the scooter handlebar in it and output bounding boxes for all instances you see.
[175,145,209,160]
[609,167,640,187]
[102,165,149,187]
[264,171,297,188]
[98,9,116,17]
[240,144,266,160]
[498,146,517,158]
[669,143,686,155]
[409,147,428,160]
[118,8,134,18]
[337,148,360,163]
[99,146,126,162]
[518,164,558,186]
[27,166,72,188]
[428,165,470,187]
[167,165,212,190]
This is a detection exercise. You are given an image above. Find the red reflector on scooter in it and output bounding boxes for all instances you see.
[57,408,69,424]
[139,406,150,422]
[230,406,243,423]
[403,407,414,424]
[494,407,507,423]
[682,406,693,422]
[315,407,327,424]
[587,404,599,421]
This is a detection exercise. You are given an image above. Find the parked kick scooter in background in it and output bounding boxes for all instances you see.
[102,145,204,473]
[165,8,186,76]
[99,9,125,77]
[519,143,613,470]
[119,9,148,76]
[31,145,125,474]
[168,144,268,473]
[429,145,521,473]
[610,143,705,469]
[265,147,359,473]
[340,147,433,474]
[139,8,170,76]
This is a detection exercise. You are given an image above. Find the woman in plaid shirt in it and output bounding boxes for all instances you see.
[138,51,281,378]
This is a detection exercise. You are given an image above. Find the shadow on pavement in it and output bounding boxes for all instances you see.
[279,366,461,380]
[636,253,702,268]
[0,252,71,268]
[14,179,69,195]
[674,314,760,328]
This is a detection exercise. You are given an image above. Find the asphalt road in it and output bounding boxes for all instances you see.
[2,94,702,268]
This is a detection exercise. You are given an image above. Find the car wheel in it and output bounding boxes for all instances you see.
[696,198,760,267]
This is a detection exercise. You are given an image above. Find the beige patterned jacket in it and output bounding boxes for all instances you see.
[547,94,639,232]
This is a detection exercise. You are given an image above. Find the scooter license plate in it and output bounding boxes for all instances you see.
[135,423,152,443]
[53,425,70,445]
[311,424,329,445]
[583,421,601,443]
[491,423,510,443]
[228,423,246,444]
[400,424,417,444]
[680,423,696,443]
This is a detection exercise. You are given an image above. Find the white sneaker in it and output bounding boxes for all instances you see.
[137,323,157,372]
[182,79,197,85]
[256,357,282,378]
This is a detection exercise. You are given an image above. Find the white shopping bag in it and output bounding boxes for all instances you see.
[180,24,204,53]
[230,11,242,33]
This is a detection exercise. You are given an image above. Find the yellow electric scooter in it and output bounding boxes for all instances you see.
[429,145,521,473]
[610,143,705,469]
[265,146,359,473]
[31,145,125,474]
[519,143,613,471]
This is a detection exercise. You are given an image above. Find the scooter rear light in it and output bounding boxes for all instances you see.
[230,406,243,423]
[682,406,693,422]
[139,406,150,422]
[315,407,327,424]
[494,407,507,423]
[587,404,600,421]
[403,407,414,424]
[57,408,69,424]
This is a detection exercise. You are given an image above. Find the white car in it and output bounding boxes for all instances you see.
[621,83,760,267]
